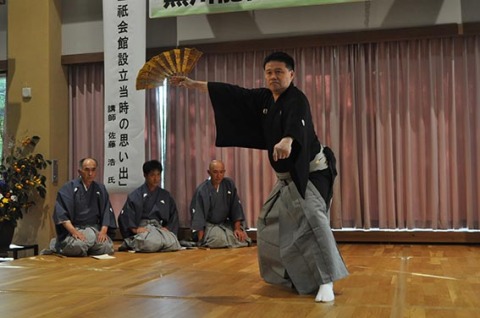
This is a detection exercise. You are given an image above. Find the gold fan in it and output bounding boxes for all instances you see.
[136,47,203,90]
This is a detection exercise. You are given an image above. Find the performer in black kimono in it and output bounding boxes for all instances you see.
[52,158,117,257]
[171,51,348,302]
[190,159,250,248]
[118,160,181,252]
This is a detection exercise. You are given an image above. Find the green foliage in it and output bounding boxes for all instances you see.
[0,136,51,226]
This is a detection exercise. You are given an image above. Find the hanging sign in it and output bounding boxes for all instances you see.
[150,0,364,18]
[103,0,146,191]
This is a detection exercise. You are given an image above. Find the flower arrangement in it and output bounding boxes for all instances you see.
[0,136,51,226]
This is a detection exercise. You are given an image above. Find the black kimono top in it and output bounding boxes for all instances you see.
[208,82,321,198]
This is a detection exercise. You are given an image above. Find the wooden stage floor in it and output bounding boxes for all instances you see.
[0,243,479,318]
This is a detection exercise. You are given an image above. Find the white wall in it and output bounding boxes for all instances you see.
[176,0,462,45]
[61,0,177,55]
[1,0,480,60]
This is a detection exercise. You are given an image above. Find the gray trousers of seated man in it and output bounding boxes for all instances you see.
[201,222,251,248]
[53,226,114,257]
[123,220,181,252]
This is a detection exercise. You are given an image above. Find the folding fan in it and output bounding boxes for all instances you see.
[136,47,203,90]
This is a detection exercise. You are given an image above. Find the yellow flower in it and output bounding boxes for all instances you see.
[22,137,31,146]
[0,135,51,227]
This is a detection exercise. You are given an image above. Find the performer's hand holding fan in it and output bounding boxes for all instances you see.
[136,47,203,90]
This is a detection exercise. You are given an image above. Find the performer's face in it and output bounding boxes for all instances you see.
[264,60,294,96]
[78,159,97,186]
[145,169,161,190]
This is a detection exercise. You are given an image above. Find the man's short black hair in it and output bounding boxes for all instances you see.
[143,160,163,175]
[263,51,295,71]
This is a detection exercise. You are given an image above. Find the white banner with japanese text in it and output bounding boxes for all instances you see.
[150,0,364,18]
[103,0,146,192]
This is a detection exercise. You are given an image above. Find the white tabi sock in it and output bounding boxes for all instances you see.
[315,282,334,302]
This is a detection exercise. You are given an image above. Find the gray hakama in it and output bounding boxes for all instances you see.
[119,184,181,252]
[123,220,181,252]
[257,171,348,294]
[59,226,114,257]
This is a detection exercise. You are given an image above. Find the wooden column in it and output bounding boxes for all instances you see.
[7,0,68,249]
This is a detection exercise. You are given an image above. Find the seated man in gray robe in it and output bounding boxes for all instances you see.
[118,160,181,252]
[52,157,117,257]
[190,159,251,248]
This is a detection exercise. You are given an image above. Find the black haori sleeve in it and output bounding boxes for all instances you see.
[208,82,267,150]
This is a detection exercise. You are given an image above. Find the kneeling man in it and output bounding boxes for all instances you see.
[118,160,181,252]
[52,158,116,257]
[190,159,251,248]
